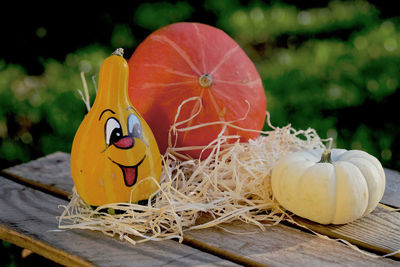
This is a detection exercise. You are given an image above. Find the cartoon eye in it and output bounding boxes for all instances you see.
[127,113,143,140]
[105,117,123,145]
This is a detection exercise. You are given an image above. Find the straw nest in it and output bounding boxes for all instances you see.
[58,91,329,244]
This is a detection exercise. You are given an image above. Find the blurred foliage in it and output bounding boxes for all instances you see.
[0,46,107,168]
[0,0,399,171]
[134,1,194,30]
[0,240,61,266]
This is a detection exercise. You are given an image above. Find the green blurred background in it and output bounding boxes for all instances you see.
[0,0,399,265]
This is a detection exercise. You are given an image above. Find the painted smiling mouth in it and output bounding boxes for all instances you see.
[109,156,146,187]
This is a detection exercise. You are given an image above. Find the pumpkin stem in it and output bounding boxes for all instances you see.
[199,74,213,88]
[112,48,124,57]
[319,149,333,164]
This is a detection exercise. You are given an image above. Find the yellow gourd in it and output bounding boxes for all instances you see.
[70,48,162,206]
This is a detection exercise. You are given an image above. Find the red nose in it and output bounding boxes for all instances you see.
[113,136,134,149]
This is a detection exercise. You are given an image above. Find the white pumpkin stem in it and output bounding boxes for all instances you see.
[319,149,333,164]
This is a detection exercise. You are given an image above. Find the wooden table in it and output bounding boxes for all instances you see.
[1,152,399,266]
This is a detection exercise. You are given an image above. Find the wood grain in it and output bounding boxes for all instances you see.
[292,204,400,259]
[3,152,71,198]
[2,152,400,266]
[0,175,238,267]
[4,152,400,208]
[383,169,400,208]
[185,219,398,266]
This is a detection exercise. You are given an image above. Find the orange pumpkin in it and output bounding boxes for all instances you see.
[70,49,162,206]
[128,22,266,159]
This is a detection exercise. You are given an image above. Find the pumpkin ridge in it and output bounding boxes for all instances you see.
[344,157,380,215]
[295,162,318,218]
[141,80,196,90]
[150,34,201,75]
[341,150,385,182]
[207,84,252,122]
[207,88,226,121]
[333,161,369,224]
[143,63,197,78]
[214,78,262,88]
[181,90,204,143]
[280,158,311,213]
[331,163,339,223]
[210,45,240,75]
[192,23,207,73]
[208,84,234,103]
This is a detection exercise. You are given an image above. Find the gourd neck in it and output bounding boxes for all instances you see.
[94,48,130,108]
[319,149,333,164]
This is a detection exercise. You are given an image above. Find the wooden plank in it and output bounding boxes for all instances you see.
[383,169,400,208]
[293,204,400,259]
[4,152,400,208]
[3,152,400,265]
[0,224,89,267]
[288,168,400,260]
[0,176,238,267]
[3,152,71,198]
[185,220,398,266]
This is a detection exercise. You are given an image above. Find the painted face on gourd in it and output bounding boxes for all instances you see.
[70,49,162,206]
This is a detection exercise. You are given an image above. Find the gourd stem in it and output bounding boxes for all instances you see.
[112,48,124,57]
[319,149,333,164]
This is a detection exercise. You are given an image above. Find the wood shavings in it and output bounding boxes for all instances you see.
[58,97,326,244]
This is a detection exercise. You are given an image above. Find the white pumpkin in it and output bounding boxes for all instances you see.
[271,148,386,224]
